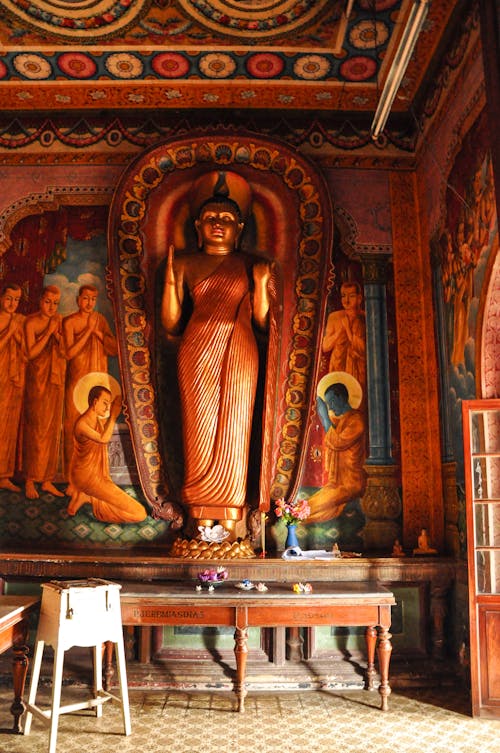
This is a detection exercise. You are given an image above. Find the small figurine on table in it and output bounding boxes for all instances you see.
[413,528,437,555]
[392,539,405,557]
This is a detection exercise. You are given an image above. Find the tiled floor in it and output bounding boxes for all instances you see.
[1,685,499,753]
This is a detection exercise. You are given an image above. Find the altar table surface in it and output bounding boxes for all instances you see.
[119,580,396,712]
[0,595,40,732]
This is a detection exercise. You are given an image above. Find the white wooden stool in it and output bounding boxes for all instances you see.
[23,578,131,753]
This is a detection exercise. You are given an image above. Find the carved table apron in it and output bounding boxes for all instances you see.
[118,581,395,712]
[0,595,40,732]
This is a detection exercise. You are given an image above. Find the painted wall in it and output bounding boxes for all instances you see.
[0,148,398,553]
[0,9,493,557]
[417,23,499,558]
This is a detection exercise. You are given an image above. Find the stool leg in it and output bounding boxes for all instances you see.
[93,644,103,718]
[47,645,65,753]
[114,638,131,735]
[23,638,45,735]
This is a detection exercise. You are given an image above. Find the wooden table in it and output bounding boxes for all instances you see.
[119,580,395,712]
[0,596,40,732]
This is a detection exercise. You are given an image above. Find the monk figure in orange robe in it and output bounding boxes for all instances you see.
[62,284,117,475]
[161,171,273,536]
[307,380,367,523]
[67,383,147,523]
[322,281,366,393]
[0,283,27,492]
[23,285,66,500]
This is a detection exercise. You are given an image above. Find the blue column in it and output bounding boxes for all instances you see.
[362,257,393,465]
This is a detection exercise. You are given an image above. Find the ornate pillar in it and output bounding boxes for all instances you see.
[390,171,444,550]
[360,255,402,550]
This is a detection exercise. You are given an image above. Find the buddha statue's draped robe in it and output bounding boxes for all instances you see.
[178,254,258,521]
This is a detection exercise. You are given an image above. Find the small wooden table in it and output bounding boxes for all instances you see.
[119,580,395,712]
[0,596,40,732]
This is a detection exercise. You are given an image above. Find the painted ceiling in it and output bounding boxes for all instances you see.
[0,0,462,121]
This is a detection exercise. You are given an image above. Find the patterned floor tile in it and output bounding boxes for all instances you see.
[0,687,498,753]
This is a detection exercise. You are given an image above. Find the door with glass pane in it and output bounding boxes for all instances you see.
[462,399,500,718]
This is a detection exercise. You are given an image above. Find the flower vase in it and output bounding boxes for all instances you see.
[285,523,299,549]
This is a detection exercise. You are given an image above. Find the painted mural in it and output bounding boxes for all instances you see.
[107,133,334,552]
[0,133,342,553]
[437,112,499,479]
[0,208,163,548]
[434,111,499,557]
[295,249,368,551]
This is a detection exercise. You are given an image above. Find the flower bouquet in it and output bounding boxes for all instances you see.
[274,496,310,525]
[275,496,311,550]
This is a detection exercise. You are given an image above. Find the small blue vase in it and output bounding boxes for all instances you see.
[285,523,299,549]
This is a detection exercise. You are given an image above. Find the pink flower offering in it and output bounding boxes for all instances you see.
[274,496,310,525]
[198,567,228,583]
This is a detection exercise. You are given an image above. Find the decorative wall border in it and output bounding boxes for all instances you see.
[108,132,332,522]
[0,115,416,157]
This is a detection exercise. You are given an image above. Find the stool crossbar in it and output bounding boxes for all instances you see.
[23,578,131,753]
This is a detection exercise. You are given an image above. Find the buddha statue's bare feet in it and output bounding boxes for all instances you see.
[41,481,64,497]
[0,478,21,492]
[25,480,39,499]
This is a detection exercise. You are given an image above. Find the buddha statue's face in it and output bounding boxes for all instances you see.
[195,201,243,255]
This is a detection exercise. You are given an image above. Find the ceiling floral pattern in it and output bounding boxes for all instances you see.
[1,0,150,39]
[0,0,463,114]
[1,0,352,44]
[0,0,399,86]
[180,0,334,37]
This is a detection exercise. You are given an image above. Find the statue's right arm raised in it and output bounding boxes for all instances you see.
[161,244,184,336]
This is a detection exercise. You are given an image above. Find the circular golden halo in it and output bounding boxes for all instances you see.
[316,371,363,409]
[73,371,122,414]
[190,170,252,220]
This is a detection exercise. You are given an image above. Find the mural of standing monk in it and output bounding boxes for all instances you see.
[307,373,366,523]
[67,375,147,523]
[322,281,366,392]
[0,284,27,492]
[160,170,273,537]
[62,284,117,475]
[23,285,66,499]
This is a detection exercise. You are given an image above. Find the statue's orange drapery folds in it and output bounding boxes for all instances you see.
[178,255,258,521]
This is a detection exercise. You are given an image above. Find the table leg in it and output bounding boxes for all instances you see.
[234,626,248,713]
[103,640,114,691]
[365,625,377,691]
[11,620,30,734]
[377,626,392,711]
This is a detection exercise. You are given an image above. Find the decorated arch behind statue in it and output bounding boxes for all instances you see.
[108,132,333,529]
